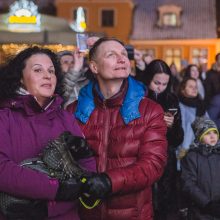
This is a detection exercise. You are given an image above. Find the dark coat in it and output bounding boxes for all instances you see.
[147,89,184,214]
[208,93,220,130]
[204,69,220,106]
[181,142,220,220]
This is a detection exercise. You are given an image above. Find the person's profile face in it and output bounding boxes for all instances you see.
[202,130,218,146]
[21,53,57,106]
[149,73,170,94]
[90,40,131,81]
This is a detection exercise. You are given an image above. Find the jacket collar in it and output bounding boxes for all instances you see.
[190,140,220,155]
[75,76,146,124]
[0,95,63,116]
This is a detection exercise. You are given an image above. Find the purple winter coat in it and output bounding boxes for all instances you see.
[0,95,96,220]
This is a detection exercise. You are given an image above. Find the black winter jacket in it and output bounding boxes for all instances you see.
[181,141,220,220]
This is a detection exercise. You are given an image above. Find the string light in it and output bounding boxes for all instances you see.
[0,44,75,63]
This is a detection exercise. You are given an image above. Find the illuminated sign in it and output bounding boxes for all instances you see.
[8,0,41,28]
[70,7,87,32]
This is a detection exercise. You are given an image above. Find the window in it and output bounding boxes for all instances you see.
[157,5,182,27]
[191,48,208,65]
[163,13,177,26]
[164,48,182,70]
[101,10,114,27]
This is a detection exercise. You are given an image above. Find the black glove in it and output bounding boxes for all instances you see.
[43,132,91,180]
[55,178,83,201]
[2,197,47,220]
[82,173,112,199]
[64,132,94,159]
[204,201,220,217]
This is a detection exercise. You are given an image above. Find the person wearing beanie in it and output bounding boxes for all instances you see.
[181,116,220,219]
[57,50,75,74]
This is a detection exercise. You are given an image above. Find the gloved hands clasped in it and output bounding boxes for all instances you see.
[0,131,94,219]
[82,173,112,199]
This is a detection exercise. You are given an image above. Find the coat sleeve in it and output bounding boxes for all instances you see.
[181,152,210,208]
[0,111,58,200]
[107,102,167,194]
[62,70,84,107]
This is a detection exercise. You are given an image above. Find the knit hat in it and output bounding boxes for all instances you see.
[191,116,219,142]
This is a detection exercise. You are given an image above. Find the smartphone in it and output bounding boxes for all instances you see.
[76,33,88,52]
[125,45,134,60]
[168,108,178,116]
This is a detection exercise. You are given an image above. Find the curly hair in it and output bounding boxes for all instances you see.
[0,46,63,102]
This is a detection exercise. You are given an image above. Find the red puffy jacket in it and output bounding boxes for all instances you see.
[67,82,167,220]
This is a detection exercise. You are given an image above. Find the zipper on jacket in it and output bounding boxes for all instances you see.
[101,105,110,219]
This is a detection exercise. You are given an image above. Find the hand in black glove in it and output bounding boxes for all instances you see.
[55,177,83,201]
[82,173,112,199]
[204,201,220,217]
[3,198,47,220]
[64,132,94,159]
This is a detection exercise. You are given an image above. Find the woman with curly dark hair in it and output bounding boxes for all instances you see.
[0,46,96,220]
[0,46,63,101]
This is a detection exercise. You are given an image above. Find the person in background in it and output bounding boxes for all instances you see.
[177,77,208,160]
[0,46,96,220]
[134,49,147,82]
[134,50,154,83]
[61,49,89,108]
[181,116,220,219]
[144,59,184,220]
[170,62,182,95]
[61,36,100,108]
[199,58,208,81]
[57,50,75,74]
[143,53,154,66]
[204,52,220,106]
[67,37,167,220]
[207,91,220,130]
[177,77,208,217]
[183,64,205,100]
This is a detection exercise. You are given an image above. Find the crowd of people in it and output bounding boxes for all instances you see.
[0,36,220,220]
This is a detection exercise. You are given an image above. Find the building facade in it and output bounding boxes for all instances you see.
[55,0,134,44]
[55,0,220,69]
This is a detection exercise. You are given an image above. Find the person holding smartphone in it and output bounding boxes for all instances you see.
[144,59,184,220]
[61,36,100,108]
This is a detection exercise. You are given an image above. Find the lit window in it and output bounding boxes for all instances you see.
[164,48,182,70]
[101,10,114,27]
[163,13,177,26]
[191,48,208,65]
[157,5,182,28]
